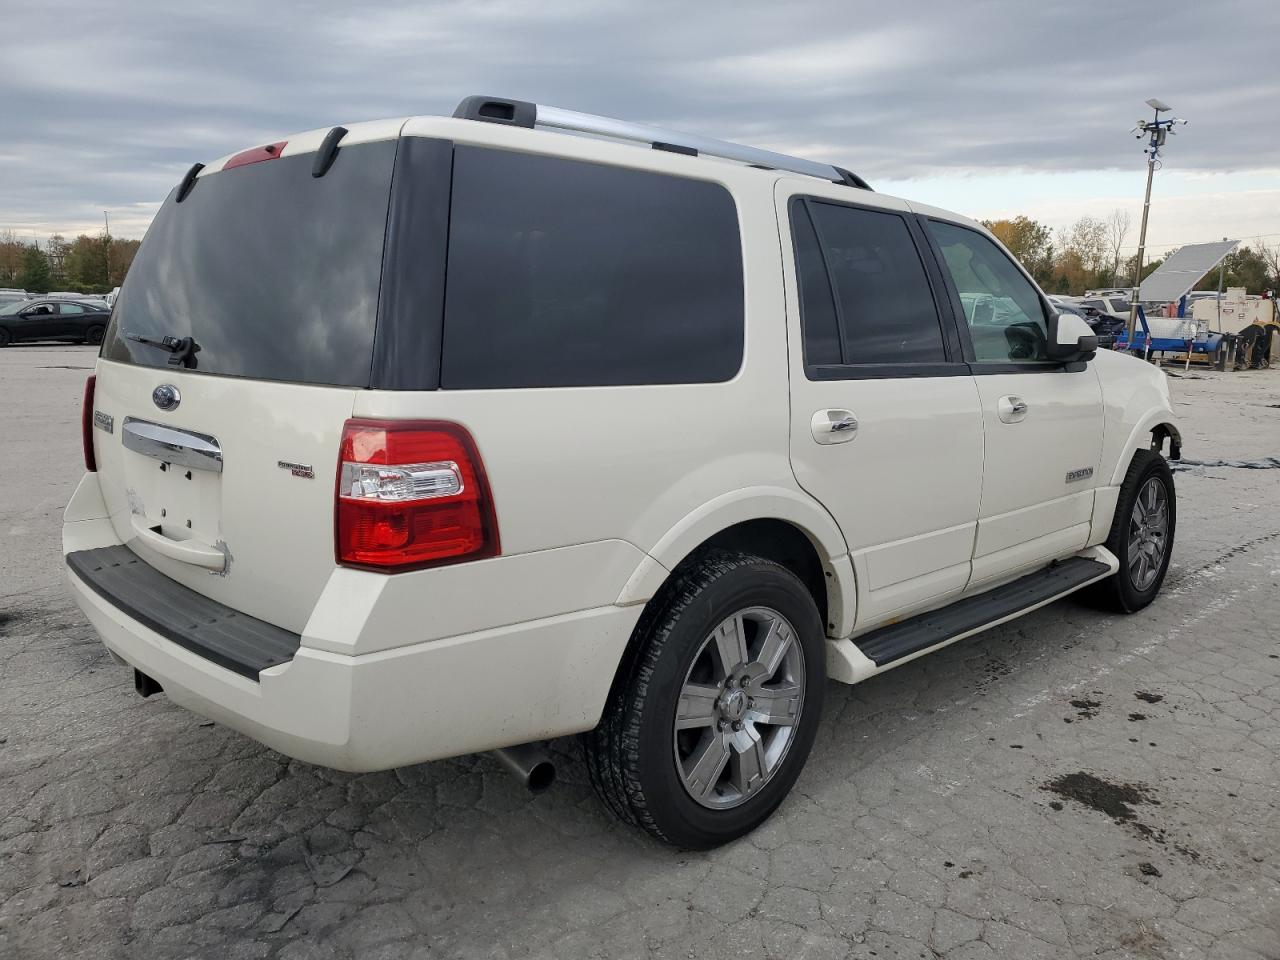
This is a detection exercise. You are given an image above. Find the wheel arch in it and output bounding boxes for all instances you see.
[616,486,856,638]
[1109,412,1182,487]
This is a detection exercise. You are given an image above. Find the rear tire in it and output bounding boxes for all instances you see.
[585,550,825,848]
[1084,450,1176,612]
[86,325,106,346]
[0,328,10,348]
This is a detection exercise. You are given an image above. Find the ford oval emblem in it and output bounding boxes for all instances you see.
[152,384,181,411]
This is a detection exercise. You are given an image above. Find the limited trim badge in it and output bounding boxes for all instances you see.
[1065,467,1094,483]
[152,384,181,411]
[278,460,315,479]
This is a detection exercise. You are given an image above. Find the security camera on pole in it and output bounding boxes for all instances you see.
[1127,99,1188,342]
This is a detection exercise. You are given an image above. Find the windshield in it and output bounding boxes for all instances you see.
[102,139,397,386]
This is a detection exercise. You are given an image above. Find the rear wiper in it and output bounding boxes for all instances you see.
[125,331,201,368]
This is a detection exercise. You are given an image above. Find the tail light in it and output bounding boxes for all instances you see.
[82,375,97,471]
[335,419,499,571]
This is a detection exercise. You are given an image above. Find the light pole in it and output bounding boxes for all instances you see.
[1127,98,1187,342]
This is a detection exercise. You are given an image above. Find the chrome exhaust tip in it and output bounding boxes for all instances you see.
[490,743,556,793]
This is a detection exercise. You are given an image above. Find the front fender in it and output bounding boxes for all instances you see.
[1109,411,1182,486]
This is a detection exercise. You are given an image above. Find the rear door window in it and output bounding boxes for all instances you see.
[440,147,743,389]
[102,140,397,386]
[790,198,949,371]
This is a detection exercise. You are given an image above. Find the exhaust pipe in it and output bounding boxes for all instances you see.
[490,743,556,793]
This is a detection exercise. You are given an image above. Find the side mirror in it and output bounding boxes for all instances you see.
[1046,312,1098,366]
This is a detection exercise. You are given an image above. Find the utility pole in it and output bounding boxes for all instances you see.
[1127,99,1187,342]
[103,211,111,288]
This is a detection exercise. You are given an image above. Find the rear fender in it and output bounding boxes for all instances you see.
[615,486,857,637]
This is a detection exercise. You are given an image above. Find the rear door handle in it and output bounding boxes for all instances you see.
[811,409,858,444]
[997,396,1028,423]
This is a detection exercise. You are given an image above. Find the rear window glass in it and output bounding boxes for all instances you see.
[440,147,743,389]
[102,140,396,386]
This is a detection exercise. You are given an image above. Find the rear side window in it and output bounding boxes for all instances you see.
[792,199,947,368]
[441,147,743,389]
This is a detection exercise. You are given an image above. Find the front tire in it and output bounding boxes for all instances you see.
[585,551,826,848]
[85,325,106,346]
[1086,450,1176,612]
[0,327,10,348]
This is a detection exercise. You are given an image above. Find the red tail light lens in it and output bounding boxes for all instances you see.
[82,375,97,471]
[335,419,499,571]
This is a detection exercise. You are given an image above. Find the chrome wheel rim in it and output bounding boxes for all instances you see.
[1128,477,1169,591]
[673,606,805,810]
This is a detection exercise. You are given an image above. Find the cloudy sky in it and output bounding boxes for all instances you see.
[3,0,1278,257]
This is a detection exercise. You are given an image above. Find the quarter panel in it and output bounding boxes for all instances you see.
[353,170,795,569]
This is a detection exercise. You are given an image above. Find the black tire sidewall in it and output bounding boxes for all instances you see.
[0,328,10,347]
[1110,453,1176,611]
[631,561,825,848]
[86,325,105,345]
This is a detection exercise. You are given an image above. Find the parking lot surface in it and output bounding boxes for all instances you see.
[2,344,1278,960]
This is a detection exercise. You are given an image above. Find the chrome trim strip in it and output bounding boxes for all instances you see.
[121,417,223,473]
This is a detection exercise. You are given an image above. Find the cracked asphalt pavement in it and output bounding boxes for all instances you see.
[2,345,1278,960]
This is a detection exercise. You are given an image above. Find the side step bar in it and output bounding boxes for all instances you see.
[854,556,1112,668]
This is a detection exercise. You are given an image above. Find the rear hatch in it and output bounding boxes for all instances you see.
[91,133,399,634]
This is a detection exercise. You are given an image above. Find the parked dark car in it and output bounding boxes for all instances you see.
[0,298,111,347]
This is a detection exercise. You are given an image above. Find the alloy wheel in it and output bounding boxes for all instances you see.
[673,606,806,809]
[1128,477,1169,591]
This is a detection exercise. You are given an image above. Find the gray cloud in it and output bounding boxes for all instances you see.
[2,0,1277,238]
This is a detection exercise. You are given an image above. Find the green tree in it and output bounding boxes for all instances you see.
[64,233,109,291]
[17,244,52,292]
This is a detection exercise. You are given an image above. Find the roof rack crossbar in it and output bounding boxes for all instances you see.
[453,96,870,191]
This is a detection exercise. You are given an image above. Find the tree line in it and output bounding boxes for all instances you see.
[0,231,141,294]
[982,211,1280,298]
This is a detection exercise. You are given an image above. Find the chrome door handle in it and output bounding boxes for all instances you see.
[122,418,223,473]
[997,396,1028,424]
[811,409,858,444]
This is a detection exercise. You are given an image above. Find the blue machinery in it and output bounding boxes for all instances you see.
[1113,305,1226,364]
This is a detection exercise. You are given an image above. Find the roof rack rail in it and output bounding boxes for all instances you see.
[452,95,871,191]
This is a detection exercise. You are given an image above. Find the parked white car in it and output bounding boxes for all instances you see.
[64,97,1180,847]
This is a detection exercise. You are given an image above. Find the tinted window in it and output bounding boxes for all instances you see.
[928,220,1049,363]
[60,302,86,314]
[790,201,841,366]
[803,201,946,365]
[103,140,397,386]
[441,147,743,389]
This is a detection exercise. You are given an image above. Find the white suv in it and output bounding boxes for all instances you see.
[64,96,1180,848]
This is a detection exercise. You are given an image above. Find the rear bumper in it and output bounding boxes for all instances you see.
[63,482,642,772]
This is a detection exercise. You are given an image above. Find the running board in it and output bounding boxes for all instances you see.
[853,556,1112,668]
